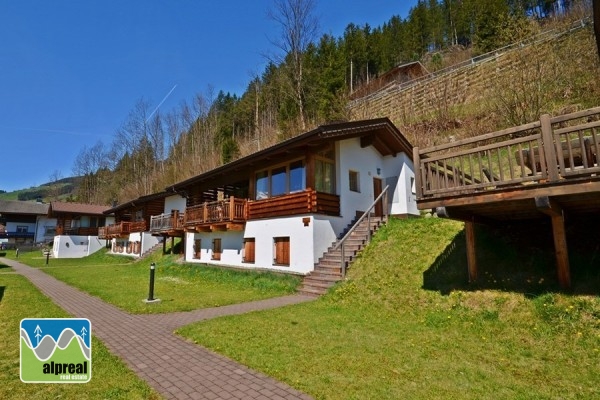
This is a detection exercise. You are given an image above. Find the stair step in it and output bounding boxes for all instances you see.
[301,279,336,289]
[297,287,327,296]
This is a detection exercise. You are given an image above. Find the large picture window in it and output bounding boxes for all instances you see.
[254,159,306,200]
[315,159,335,194]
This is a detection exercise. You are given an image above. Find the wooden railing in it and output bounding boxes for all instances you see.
[149,211,184,233]
[56,226,100,236]
[98,221,147,239]
[247,190,340,220]
[184,197,248,227]
[334,185,389,277]
[414,107,600,201]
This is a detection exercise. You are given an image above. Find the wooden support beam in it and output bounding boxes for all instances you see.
[535,196,571,289]
[465,220,478,283]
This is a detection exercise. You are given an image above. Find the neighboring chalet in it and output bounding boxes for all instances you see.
[155,118,418,277]
[48,201,113,258]
[414,106,600,289]
[99,192,174,257]
[0,199,52,246]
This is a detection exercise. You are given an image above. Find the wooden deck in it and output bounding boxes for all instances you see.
[98,221,147,239]
[414,106,600,289]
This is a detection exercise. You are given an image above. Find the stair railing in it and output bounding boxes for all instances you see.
[334,185,389,277]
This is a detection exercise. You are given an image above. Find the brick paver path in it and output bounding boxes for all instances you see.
[4,258,315,400]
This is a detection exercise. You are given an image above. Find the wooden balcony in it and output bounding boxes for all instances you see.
[247,189,340,220]
[184,197,247,232]
[56,226,100,236]
[149,211,185,236]
[98,221,147,239]
[414,106,600,290]
[415,107,600,215]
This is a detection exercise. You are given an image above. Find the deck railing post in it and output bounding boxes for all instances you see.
[367,211,372,243]
[541,113,559,182]
[413,147,423,199]
[229,196,235,221]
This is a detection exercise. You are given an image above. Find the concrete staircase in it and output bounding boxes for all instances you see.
[298,215,386,296]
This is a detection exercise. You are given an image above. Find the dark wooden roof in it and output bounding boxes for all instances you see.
[48,201,110,217]
[167,118,412,193]
[103,191,171,215]
[0,200,48,215]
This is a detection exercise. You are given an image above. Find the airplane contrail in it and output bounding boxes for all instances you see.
[146,84,178,122]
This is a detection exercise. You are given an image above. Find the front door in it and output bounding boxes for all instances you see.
[373,177,383,217]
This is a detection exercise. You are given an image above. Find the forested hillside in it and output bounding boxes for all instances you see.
[70,0,597,205]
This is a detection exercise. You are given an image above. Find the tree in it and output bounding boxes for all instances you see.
[594,0,600,60]
[268,0,319,130]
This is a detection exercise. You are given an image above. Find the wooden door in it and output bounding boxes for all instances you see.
[373,177,383,217]
[274,237,290,265]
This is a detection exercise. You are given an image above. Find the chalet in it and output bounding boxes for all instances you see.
[0,200,50,246]
[414,106,600,289]
[48,201,113,258]
[99,192,171,257]
[153,118,418,278]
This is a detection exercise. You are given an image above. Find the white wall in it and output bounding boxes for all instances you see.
[107,232,161,258]
[35,216,57,244]
[338,138,419,219]
[164,194,186,214]
[52,235,105,258]
[184,215,339,275]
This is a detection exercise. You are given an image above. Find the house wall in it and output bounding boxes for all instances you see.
[35,216,57,244]
[52,235,105,258]
[185,215,340,275]
[336,138,419,221]
[164,195,186,214]
[108,232,161,258]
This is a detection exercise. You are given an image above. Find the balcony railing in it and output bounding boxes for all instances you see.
[56,226,100,236]
[414,107,600,203]
[247,189,340,220]
[98,221,147,239]
[150,211,185,234]
[184,197,247,229]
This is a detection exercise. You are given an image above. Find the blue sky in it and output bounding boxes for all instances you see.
[0,1,417,194]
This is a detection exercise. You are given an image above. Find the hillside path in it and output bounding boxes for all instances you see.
[3,258,315,400]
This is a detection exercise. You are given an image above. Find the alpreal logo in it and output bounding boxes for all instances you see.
[20,318,92,383]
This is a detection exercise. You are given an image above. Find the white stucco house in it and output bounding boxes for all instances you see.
[48,202,114,258]
[99,192,175,257]
[150,118,417,275]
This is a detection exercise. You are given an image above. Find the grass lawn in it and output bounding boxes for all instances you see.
[177,218,600,399]
[0,261,162,399]
[3,248,301,314]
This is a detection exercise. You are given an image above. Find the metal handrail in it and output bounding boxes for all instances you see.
[334,185,389,277]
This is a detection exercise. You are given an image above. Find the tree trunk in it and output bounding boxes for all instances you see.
[594,0,600,60]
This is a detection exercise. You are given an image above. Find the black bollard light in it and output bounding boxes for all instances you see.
[148,262,156,301]
[45,251,50,265]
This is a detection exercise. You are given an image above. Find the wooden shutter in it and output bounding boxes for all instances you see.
[193,239,201,259]
[274,237,290,265]
[212,238,222,260]
[243,238,255,263]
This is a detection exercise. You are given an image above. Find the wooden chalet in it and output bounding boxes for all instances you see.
[161,117,417,275]
[48,201,109,236]
[100,192,169,256]
[414,106,600,289]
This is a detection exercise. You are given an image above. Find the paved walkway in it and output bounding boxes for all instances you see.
[3,258,315,400]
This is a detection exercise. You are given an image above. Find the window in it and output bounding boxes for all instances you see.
[193,239,201,259]
[289,160,305,192]
[243,238,255,263]
[255,171,269,200]
[16,226,28,233]
[349,170,360,192]
[273,237,290,266]
[44,226,56,236]
[255,159,306,200]
[212,238,222,260]
[271,166,287,196]
[315,159,335,194]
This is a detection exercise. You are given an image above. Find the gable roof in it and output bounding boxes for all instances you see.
[0,200,49,215]
[102,191,171,215]
[48,202,110,216]
[167,118,412,193]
